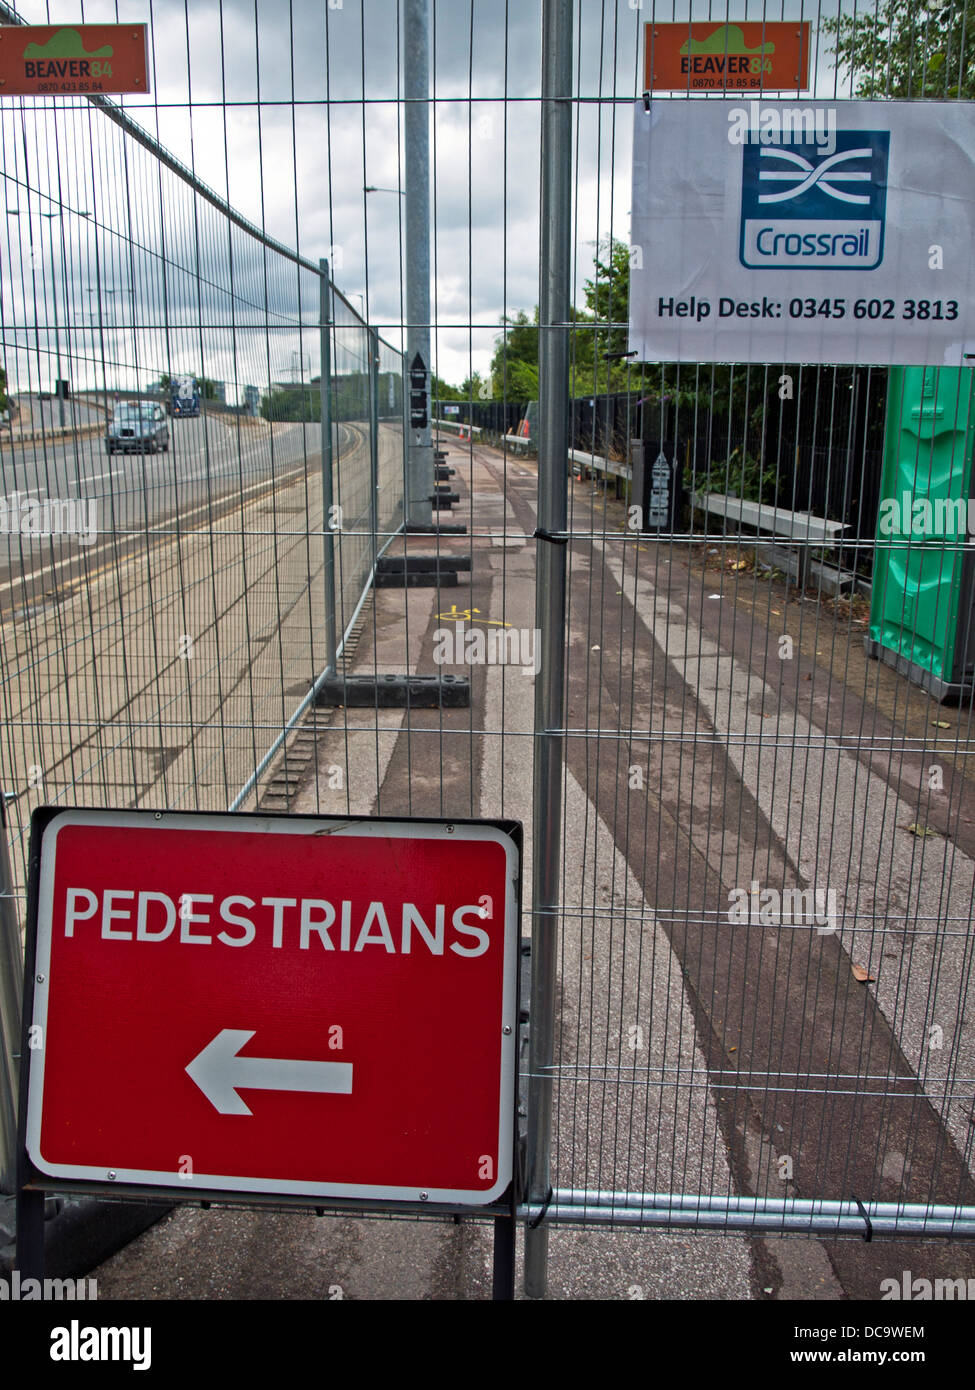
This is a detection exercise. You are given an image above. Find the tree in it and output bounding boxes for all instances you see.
[460,371,492,402]
[416,244,634,405]
[437,370,493,404]
[577,237,631,388]
[821,0,975,99]
[0,365,7,414]
[431,374,464,403]
[490,309,539,399]
[261,384,319,422]
[489,302,607,401]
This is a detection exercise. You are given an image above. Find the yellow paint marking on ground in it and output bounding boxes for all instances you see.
[435,604,511,627]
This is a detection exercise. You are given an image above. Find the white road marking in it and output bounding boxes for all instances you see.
[69,469,121,488]
[0,463,306,601]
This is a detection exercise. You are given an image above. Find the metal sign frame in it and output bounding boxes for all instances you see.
[16,808,522,1293]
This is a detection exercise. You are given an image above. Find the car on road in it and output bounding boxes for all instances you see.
[106,400,170,454]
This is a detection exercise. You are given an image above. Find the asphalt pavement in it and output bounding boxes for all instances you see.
[0,411,356,605]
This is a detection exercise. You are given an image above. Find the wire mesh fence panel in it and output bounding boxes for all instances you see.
[377,334,406,546]
[525,2,975,1252]
[0,70,403,923]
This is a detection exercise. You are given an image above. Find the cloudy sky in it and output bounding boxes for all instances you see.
[4,0,847,393]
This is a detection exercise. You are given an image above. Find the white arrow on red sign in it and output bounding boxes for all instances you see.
[186,1028,354,1116]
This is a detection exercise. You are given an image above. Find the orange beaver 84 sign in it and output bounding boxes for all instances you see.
[644,22,810,93]
[0,24,149,97]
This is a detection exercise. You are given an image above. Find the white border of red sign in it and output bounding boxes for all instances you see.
[23,810,520,1208]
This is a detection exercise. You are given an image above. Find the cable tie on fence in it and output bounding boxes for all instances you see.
[533,527,568,546]
[852,1195,873,1241]
[642,91,651,112]
[528,1187,554,1229]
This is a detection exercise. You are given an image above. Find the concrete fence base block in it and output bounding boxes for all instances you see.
[315,674,471,709]
[375,570,460,588]
[377,554,472,573]
[405,522,468,535]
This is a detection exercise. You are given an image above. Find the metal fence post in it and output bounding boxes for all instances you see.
[369,327,381,571]
[405,0,433,527]
[0,799,23,1194]
[525,0,573,1300]
[320,260,338,678]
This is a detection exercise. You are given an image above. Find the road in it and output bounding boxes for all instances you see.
[0,411,396,896]
[0,411,378,600]
[8,393,105,432]
[2,412,322,567]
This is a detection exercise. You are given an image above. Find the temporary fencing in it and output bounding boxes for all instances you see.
[1,0,974,1305]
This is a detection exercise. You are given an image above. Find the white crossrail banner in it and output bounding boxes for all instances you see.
[629,99,975,365]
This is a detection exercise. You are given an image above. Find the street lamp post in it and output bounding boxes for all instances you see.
[85,284,117,420]
[404,0,434,528]
[361,191,403,326]
[362,0,434,533]
[39,213,65,426]
[6,206,88,428]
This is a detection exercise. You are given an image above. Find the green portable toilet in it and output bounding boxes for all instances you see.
[866,366,975,702]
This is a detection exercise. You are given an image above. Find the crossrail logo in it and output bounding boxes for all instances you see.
[739,127,889,270]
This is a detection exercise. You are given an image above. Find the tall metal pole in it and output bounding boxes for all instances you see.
[524,0,573,1299]
[319,261,338,678]
[368,328,381,569]
[0,798,23,1194]
[42,215,66,428]
[404,0,433,527]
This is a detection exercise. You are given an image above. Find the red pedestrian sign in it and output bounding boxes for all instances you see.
[22,810,520,1207]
